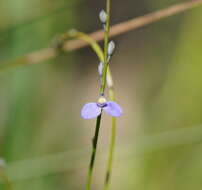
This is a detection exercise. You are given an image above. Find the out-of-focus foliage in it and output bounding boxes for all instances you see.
[1,0,202,190]
[132,6,202,190]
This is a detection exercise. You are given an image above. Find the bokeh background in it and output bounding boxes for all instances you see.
[1,0,202,189]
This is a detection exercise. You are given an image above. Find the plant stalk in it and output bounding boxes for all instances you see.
[86,114,102,190]
[86,0,112,189]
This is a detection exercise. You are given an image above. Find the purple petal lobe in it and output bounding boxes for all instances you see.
[104,101,123,117]
[81,103,101,119]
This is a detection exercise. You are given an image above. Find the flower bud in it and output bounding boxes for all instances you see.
[99,10,107,24]
[98,62,104,76]
[108,41,115,56]
[107,72,113,88]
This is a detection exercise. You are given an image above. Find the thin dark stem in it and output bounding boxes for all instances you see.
[85,114,102,190]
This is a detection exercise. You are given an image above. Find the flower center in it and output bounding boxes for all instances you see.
[97,102,107,108]
[97,96,107,108]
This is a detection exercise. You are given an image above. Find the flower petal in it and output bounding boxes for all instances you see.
[81,103,101,119]
[103,101,123,117]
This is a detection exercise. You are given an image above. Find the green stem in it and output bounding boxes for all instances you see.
[85,114,102,190]
[103,76,117,190]
[99,0,117,189]
[100,0,111,94]
[103,117,116,190]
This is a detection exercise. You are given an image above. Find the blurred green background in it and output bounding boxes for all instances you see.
[1,0,202,189]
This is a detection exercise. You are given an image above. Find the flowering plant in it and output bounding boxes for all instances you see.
[78,1,123,190]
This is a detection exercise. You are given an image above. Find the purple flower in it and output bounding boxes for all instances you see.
[81,97,123,119]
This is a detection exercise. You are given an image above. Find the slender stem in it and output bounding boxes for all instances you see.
[86,114,102,190]
[103,72,117,190]
[98,0,117,188]
[103,117,116,190]
[100,0,111,94]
